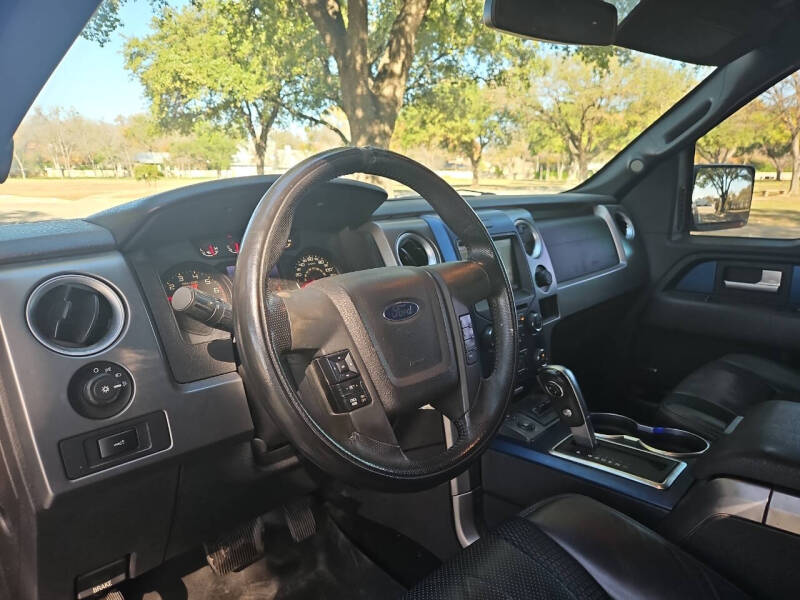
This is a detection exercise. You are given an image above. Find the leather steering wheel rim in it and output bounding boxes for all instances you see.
[234,147,517,491]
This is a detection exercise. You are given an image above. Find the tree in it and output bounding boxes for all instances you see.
[765,72,800,196]
[518,54,695,180]
[91,0,522,150]
[695,109,752,164]
[168,124,240,176]
[286,0,511,147]
[695,166,748,214]
[397,80,511,184]
[124,0,332,174]
[743,100,790,181]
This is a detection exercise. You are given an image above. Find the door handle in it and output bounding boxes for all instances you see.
[723,269,782,293]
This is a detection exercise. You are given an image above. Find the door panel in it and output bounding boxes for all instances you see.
[635,253,800,398]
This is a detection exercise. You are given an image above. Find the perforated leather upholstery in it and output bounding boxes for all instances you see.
[406,494,747,600]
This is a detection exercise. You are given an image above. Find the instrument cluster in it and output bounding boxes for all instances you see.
[160,232,341,333]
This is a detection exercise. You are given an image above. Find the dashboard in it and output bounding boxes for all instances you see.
[0,174,646,599]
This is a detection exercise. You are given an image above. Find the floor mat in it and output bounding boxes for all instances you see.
[119,510,405,600]
[326,501,440,588]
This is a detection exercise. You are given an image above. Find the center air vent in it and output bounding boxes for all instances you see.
[613,211,635,240]
[26,274,126,356]
[514,219,542,258]
[396,232,439,266]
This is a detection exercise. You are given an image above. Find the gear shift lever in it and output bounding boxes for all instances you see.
[538,365,597,449]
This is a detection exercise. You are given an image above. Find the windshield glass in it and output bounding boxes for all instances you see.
[3,0,708,223]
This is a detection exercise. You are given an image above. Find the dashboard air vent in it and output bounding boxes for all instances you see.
[26,274,126,356]
[396,232,439,266]
[613,211,635,240]
[514,219,542,258]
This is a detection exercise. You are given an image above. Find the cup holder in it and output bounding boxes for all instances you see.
[591,413,710,458]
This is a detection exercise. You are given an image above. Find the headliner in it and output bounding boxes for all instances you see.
[615,0,800,66]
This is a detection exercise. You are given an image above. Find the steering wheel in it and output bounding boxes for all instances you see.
[233,147,517,490]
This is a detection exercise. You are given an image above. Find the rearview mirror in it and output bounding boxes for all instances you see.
[691,165,755,232]
[483,0,618,46]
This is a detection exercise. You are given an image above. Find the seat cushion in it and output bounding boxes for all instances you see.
[405,494,746,600]
[657,354,800,440]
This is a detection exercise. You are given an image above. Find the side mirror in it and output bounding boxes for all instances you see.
[483,0,617,46]
[691,165,755,232]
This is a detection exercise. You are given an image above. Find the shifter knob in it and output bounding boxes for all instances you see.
[538,365,597,449]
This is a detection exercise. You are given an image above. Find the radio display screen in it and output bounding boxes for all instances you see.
[494,238,518,289]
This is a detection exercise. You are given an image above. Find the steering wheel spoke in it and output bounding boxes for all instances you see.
[345,397,405,455]
[425,260,492,307]
[276,286,337,352]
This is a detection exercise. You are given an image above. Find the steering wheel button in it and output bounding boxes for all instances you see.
[328,378,371,412]
[466,347,479,365]
[459,314,473,329]
[317,350,360,384]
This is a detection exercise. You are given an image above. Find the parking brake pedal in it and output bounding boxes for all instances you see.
[203,516,265,575]
[284,498,316,542]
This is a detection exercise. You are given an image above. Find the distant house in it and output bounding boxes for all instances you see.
[230,145,258,177]
[134,152,169,165]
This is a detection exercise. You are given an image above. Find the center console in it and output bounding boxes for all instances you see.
[499,366,704,492]
[489,375,800,599]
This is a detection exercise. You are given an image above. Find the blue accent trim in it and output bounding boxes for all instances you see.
[653,427,665,434]
[490,437,686,511]
[790,266,800,305]
[675,261,717,294]
[420,214,458,262]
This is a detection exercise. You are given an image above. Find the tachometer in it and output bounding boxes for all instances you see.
[163,263,232,336]
[294,252,338,287]
[163,264,231,302]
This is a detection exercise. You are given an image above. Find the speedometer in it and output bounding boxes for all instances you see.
[294,252,338,287]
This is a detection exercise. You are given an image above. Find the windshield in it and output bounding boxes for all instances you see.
[3,0,707,223]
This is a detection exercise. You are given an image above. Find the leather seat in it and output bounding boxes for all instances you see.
[656,354,800,440]
[406,494,746,599]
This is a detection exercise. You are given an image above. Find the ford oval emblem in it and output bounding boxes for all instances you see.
[383,301,420,322]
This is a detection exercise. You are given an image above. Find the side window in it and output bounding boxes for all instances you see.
[691,69,800,239]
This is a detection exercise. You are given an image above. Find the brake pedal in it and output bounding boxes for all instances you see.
[203,516,265,575]
[283,498,316,542]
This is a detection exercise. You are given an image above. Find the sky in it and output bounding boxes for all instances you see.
[30,1,164,122]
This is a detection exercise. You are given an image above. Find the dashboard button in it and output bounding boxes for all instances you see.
[97,429,139,459]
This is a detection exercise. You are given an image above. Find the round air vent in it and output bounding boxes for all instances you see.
[396,232,439,266]
[514,219,542,258]
[613,211,635,240]
[26,274,126,356]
